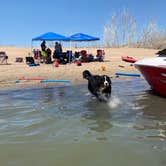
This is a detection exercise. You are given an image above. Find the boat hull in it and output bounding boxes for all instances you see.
[135,64,166,97]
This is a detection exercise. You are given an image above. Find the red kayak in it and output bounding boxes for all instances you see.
[121,56,137,63]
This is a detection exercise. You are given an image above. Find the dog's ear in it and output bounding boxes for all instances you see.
[83,70,91,80]
[107,76,112,84]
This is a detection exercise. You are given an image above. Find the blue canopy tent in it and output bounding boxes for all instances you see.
[32,32,69,50]
[31,32,70,51]
[68,33,100,61]
[68,33,100,48]
[69,33,100,41]
[31,32,70,61]
[32,32,70,41]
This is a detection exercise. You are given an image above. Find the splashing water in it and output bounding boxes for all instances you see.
[108,96,121,109]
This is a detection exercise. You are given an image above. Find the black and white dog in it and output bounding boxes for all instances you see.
[83,70,112,102]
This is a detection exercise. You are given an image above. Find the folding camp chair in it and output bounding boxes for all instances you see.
[0,51,8,64]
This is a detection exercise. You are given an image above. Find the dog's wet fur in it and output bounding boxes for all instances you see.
[83,70,112,102]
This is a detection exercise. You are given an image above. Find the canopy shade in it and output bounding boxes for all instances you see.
[32,32,69,41]
[69,33,100,41]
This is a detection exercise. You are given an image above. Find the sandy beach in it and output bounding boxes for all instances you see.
[0,46,158,89]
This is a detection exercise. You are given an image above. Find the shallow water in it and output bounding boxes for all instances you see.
[0,79,166,166]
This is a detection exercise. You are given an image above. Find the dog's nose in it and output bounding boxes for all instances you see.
[104,82,108,86]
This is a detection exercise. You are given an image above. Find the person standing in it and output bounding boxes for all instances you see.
[40,40,47,63]
[41,40,46,51]
[53,42,61,61]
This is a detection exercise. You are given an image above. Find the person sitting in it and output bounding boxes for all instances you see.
[95,49,105,62]
[45,48,52,64]
[80,50,88,62]
[33,49,41,63]
[0,51,8,64]
[73,51,82,62]
[87,54,94,62]
[58,52,68,64]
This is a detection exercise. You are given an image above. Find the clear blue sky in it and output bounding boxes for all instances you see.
[0,0,165,46]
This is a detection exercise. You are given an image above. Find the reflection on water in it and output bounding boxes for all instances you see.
[133,92,166,140]
[0,79,166,166]
[137,93,166,119]
[83,100,113,132]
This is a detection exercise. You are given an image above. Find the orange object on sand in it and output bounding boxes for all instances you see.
[101,65,106,71]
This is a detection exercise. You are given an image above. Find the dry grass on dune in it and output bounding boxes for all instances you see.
[0,46,158,89]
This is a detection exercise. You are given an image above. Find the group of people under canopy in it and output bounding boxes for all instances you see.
[31,40,105,65]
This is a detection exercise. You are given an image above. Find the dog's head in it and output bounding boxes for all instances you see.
[99,75,112,90]
[83,70,92,80]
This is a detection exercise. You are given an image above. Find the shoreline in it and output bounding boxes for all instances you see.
[0,47,158,90]
[0,77,143,92]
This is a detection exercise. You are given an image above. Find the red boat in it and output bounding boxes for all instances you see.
[121,56,137,63]
[134,57,166,97]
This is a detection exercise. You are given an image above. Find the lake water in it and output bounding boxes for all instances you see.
[0,79,166,166]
